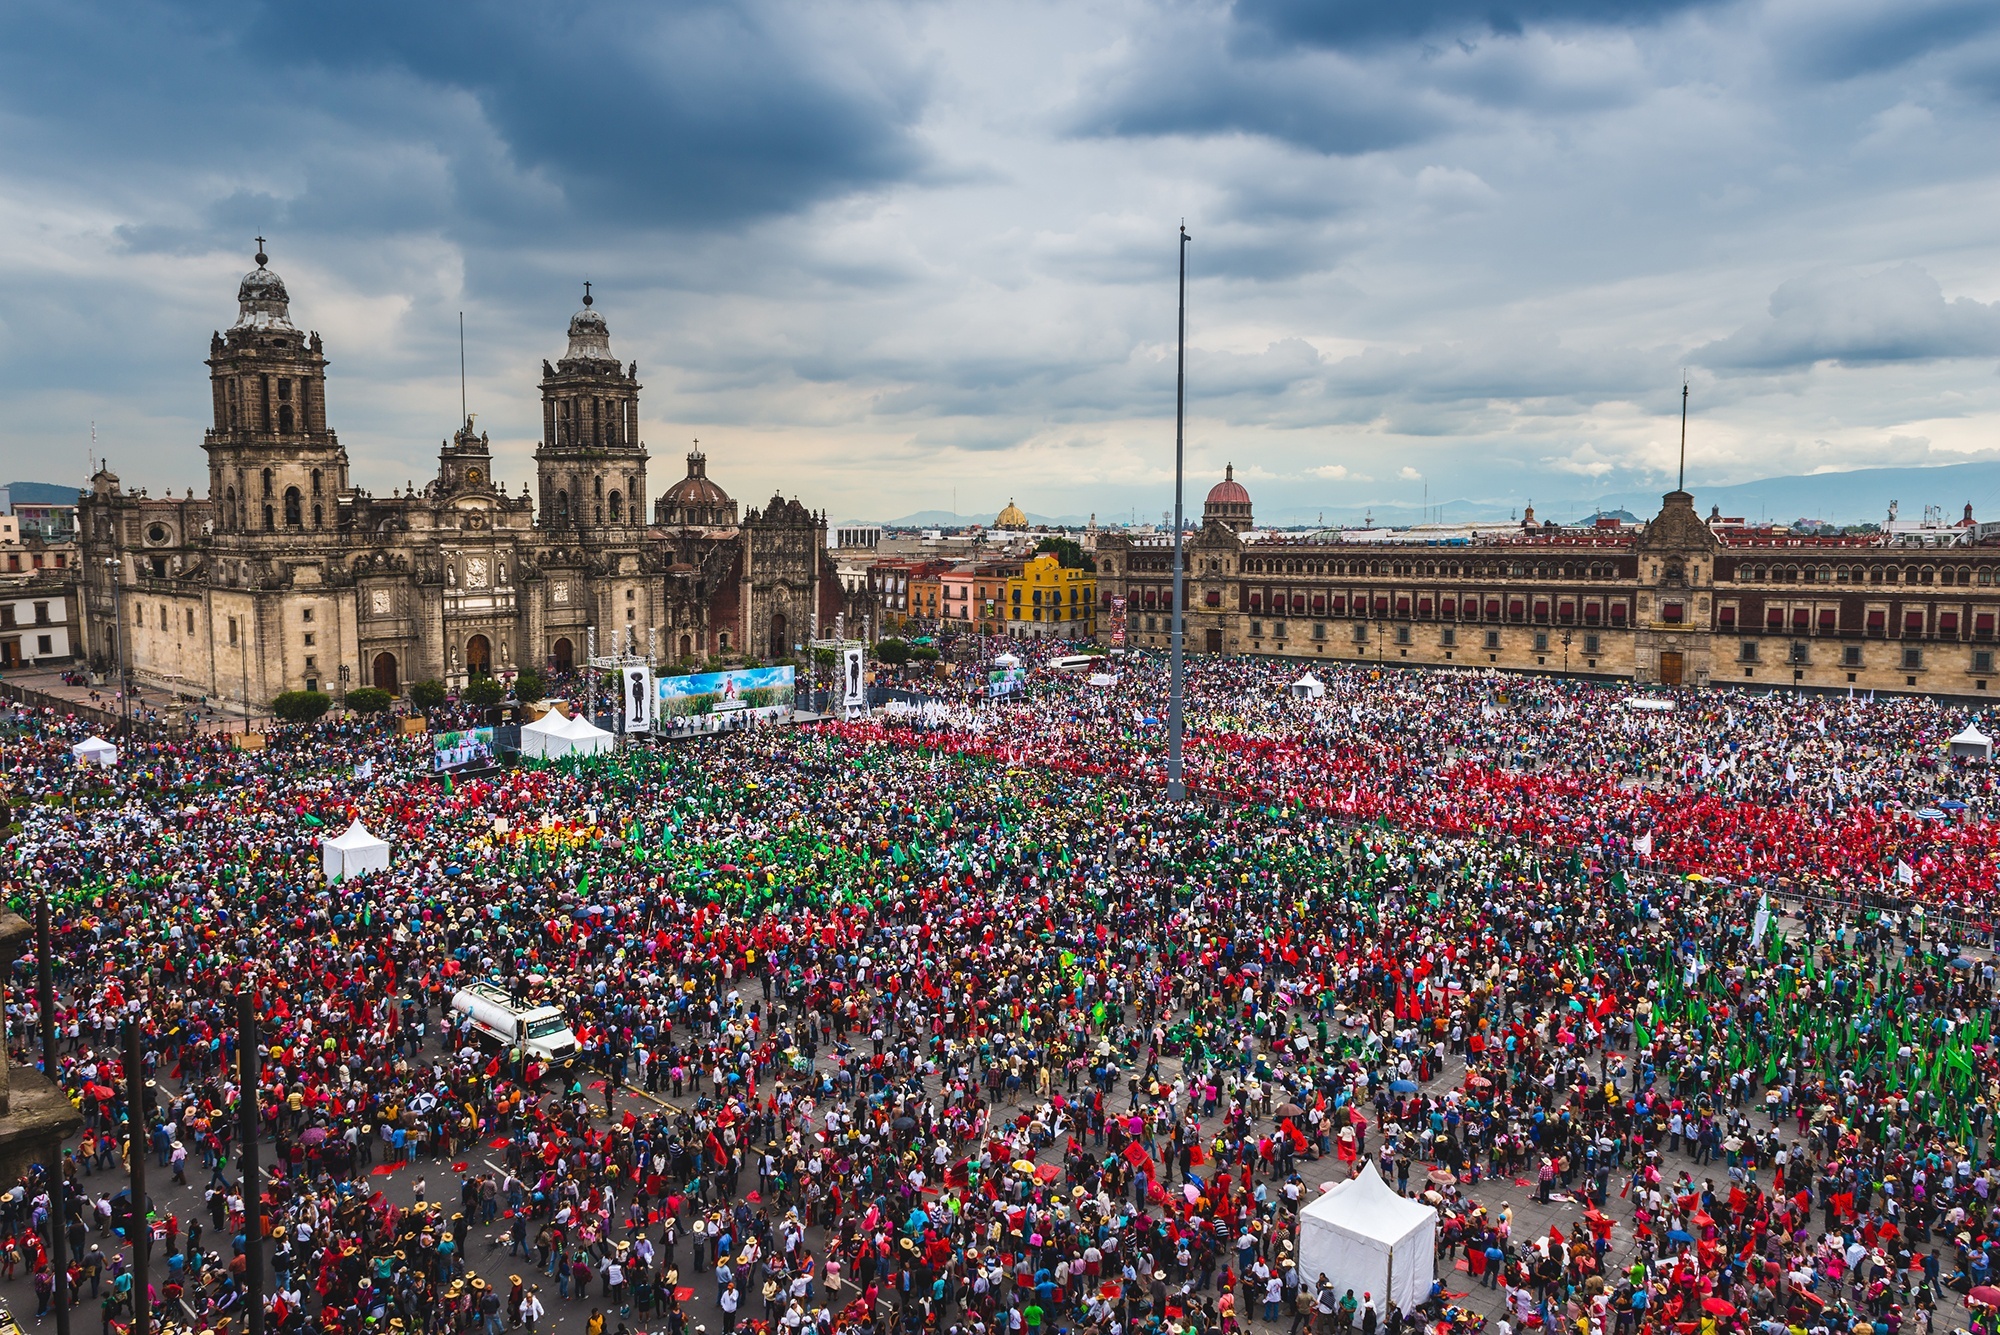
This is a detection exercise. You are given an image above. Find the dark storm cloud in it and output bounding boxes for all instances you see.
[1233,0,1720,48]
[1772,0,2000,81]
[1693,265,2000,371]
[0,0,931,236]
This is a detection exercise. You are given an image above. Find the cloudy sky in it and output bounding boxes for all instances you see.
[4,0,2000,525]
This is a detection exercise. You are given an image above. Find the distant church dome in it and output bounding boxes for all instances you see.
[1203,463,1253,532]
[996,499,1028,528]
[657,446,738,528]
[233,242,294,331]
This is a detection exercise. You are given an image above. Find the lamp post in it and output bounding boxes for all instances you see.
[1562,628,1574,674]
[103,558,127,743]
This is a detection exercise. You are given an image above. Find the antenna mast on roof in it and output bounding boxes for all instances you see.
[459,312,468,427]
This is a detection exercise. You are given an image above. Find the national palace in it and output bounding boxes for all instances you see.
[1096,469,2000,698]
[77,248,860,711]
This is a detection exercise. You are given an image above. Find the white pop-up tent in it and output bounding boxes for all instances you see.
[1289,673,1327,701]
[71,736,119,768]
[520,710,573,759]
[321,818,392,880]
[1297,1162,1437,1315]
[557,711,615,756]
[1950,723,1993,760]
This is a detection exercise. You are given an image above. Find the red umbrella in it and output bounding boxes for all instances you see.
[1969,1286,2000,1308]
[1702,1299,1734,1317]
[1036,1163,1061,1184]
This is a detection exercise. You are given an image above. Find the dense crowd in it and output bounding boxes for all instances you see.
[0,645,1996,1335]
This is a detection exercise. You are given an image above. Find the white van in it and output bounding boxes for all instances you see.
[1046,654,1103,673]
[450,981,581,1068]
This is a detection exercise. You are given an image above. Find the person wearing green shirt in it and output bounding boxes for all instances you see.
[1025,1302,1044,1334]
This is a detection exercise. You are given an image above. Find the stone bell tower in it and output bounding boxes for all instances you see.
[535,285,648,536]
[202,240,350,535]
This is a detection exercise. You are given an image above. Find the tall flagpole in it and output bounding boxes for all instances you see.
[1678,381,1689,493]
[1168,224,1190,802]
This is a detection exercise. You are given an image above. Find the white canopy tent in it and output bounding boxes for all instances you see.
[558,712,616,756]
[519,711,572,759]
[991,652,1023,669]
[71,736,119,768]
[320,818,392,881]
[1950,724,1993,760]
[1297,1163,1437,1314]
[1289,673,1327,701]
[521,710,617,759]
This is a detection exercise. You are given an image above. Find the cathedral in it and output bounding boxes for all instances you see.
[78,247,857,711]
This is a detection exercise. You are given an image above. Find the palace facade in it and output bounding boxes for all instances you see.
[1096,470,2000,699]
[78,249,861,710]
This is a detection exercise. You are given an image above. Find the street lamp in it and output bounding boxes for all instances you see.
[1561,628,1574,674]
[337,662,350,708]
[102,557,128,743]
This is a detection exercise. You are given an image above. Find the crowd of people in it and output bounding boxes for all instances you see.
[0,641,1996,1335]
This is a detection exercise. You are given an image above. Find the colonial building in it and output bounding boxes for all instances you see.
[78,248,863,710]
[1095,468,2000,699]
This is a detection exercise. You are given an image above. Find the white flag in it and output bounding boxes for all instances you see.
[1895,859,1916,886]
[1635,832,1654,858]
[1751,892,1770,947]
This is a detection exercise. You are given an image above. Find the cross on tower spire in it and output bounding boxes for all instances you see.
[582,280,593,308]
[254,236,267,267]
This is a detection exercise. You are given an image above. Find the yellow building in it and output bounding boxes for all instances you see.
[1006,552,1096,641]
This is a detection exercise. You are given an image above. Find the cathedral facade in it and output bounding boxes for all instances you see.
[78,250,857,711]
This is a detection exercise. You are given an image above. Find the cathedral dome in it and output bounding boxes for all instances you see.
[232,243,294,331]
[995,499,1028,528]
[658,447,736,527]
[562,285,617,365]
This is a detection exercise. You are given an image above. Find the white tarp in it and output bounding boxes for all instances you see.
[71,736,119,768]
[321,818,392,881]
[1950,724,1993,760]
[1290,673,1326,701]
[1087,673,1118,687]
[1297,1162,1436,1315]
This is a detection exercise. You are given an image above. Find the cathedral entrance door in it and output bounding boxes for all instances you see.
[769,611,787,659]
[1659,650,1683,687]
[552,637,574,672]
[679,634,693,662]
[372,652,398,693]
[466,634,492,678]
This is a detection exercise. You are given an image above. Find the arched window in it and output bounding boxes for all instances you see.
[609,491,624,522]
[313,504,323,529]
[554,490,570,525]
[594,476,604,498]
[284,487,303,527]
[262,468,273,497]
[311,469,322,495]
[263,505,275,531]
[225,487,237,531]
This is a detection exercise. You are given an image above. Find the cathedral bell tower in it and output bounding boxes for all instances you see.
[202,241,350,535]
[535,285,647,535]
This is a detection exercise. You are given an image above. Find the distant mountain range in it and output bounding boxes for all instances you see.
[2,481,79,505]
[868,461,2000,532]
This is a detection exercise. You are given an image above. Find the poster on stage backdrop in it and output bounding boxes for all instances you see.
[656,665,796,736]
[841,645,867,712]
[621,665,653,733]
[433,727,497,771]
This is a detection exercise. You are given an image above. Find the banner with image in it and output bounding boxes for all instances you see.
[656,665,796,735]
